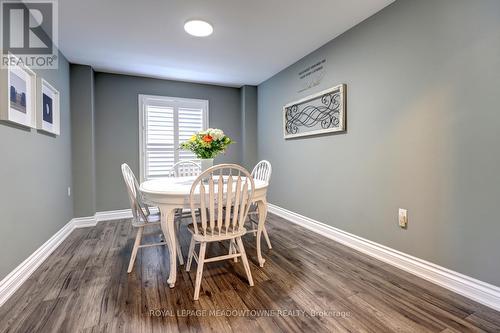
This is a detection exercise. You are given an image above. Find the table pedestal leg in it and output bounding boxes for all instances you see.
[256,199,268,267]
[160,207,177,288]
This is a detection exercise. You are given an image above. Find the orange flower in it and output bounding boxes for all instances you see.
[202,135,213,143]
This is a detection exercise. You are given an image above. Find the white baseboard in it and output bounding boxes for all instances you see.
[0,208,135,307]
[4,206,499,312]
[95,208,133,222]
[0,219,75,307]
[72,216,97,228]
[94,207,159,223]
[268,203,500,312]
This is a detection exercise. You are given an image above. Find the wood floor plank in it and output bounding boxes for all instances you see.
[1,213,499,333]
[464,314,500,332]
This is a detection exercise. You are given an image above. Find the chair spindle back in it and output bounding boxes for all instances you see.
[169,160,201,177]
[190,164,255,237]
[251,160,272,183]
[121,163,149,223]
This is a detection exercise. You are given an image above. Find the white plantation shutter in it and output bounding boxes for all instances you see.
[139,95,208,180]
[145,105,175,178]
[179,107,204,161]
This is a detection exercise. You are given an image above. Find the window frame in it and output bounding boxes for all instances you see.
[138,94,209,182]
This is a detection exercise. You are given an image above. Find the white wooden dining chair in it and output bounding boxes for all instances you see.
[167,160,202,222]
[168,160,201,177]
[185,164,255,300]
[121,163,183,273]
[247,160,273,249]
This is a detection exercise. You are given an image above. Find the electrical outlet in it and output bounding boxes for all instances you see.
[67,187,71,197]
[398,208,408,229]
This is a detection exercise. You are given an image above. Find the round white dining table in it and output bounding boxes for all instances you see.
[140,176,269,288]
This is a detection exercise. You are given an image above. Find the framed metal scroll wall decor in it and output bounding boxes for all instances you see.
[283,84,346,139]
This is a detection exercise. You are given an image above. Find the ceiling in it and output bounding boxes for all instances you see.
[59,0,394,87]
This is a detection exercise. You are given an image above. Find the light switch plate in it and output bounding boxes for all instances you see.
[67,187,71,197]
[399,208,408,229]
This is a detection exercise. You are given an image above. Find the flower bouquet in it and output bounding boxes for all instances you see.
[180,128,233,170]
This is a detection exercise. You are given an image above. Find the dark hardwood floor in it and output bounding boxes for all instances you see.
[1,213,499,333]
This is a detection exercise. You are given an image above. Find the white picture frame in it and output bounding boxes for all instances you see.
[37,78,60,135]
[0,54,37,128]
[283,84,346,139]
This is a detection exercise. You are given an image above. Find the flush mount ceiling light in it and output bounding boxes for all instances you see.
[184,20,213,37]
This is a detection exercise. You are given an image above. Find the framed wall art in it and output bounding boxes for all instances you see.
[37,78,60,135]
[283,84,346,139]
[0,54,37,128]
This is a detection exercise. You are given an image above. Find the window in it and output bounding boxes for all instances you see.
[139,95,208,180]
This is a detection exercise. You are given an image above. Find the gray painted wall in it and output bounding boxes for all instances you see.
[70,65,96,217]
[0,52,72,280]
[258,0,500,286]
[240,85,258,170]
[94,73,242,212]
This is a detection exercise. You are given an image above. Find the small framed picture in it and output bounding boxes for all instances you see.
[0,54,37,128]
[37,78,60,135]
